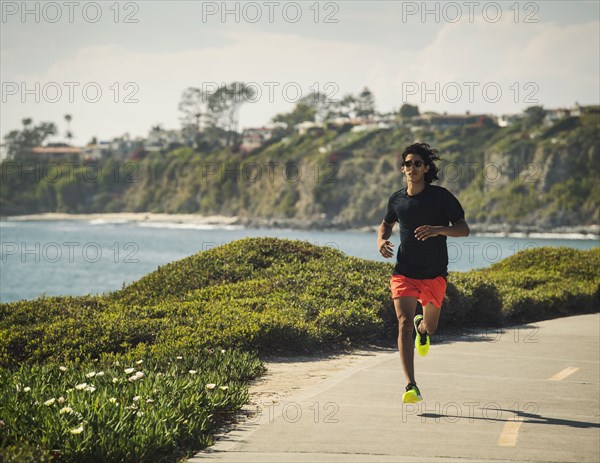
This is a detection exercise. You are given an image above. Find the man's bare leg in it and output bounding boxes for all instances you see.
[419,302,441,336]
[393,296,419,384]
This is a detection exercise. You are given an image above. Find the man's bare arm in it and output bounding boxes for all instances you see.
[414,218,470,241]
[377,220,396,258]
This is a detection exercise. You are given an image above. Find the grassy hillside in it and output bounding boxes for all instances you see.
[1,239,599,462]
[2,239,599,367]
[2,106,599,229]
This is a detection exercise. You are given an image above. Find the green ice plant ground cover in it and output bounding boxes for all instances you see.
[1,238,598,462]
[0,350,261,462]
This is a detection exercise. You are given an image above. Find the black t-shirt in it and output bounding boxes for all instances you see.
[384,184,465,279]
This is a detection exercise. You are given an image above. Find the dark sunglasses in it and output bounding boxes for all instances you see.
[402,160,424,168]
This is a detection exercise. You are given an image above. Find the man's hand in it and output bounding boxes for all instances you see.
[378,239,395,258]
[414,225,443,241]
[414,220,470,241]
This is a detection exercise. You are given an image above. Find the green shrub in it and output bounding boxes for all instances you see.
[443,273,503,327]
[482,247,600,324]
[2,241,598,368]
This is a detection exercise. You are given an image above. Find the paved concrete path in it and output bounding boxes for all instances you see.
[191,313,600,462]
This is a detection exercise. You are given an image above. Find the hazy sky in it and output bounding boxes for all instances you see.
[1,0,599,145]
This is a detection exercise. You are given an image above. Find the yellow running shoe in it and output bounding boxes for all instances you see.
[402,383,423,403]
[414,314,430,356]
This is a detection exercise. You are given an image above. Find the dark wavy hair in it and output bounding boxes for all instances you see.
[401,142,441,184]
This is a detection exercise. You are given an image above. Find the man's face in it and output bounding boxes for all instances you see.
[401,153,429,182]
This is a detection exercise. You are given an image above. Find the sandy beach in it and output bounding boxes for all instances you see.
[0,212,241,226]
[1,212,599,239]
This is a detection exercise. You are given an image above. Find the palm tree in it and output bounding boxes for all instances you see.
[150,124,164,147]
[64,114,73,145]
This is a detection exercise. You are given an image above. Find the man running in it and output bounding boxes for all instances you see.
[377,142,470,403]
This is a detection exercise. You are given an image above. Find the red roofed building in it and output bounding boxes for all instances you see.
[30,143,81,159]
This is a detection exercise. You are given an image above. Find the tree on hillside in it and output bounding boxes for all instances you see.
[355,87,376,120]
[299,92,333,123]
[64,114,73,145]
[149,124,164,149]
[207,82,256,146]
[524,105,546,130]
[399,103,420,119]
[330,94,358,120]
[178,87,208,147]
[272,103,317,134]
[3,118,57,160]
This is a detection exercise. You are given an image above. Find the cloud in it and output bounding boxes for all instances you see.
[388,16,599,112]
[2,29,403,143]
[2,16,598,145]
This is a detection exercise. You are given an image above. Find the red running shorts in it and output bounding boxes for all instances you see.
[390,274,447,309]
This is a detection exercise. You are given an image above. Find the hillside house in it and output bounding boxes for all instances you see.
[30,143,81,160]
[145,128,185,153]
[81,141,117,161]
[496,114,524,127]
[240,127,274,154]
[544,106,582,125]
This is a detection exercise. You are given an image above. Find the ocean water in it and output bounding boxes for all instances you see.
[0,220,598,303]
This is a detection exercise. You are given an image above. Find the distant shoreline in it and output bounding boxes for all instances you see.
[0,212,241,226]
[1,212,599,240]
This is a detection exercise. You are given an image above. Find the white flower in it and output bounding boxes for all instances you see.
[109,397,117,403]
[59,366,67,372]
[176,356,183,360]
[75,383,87,390]
[188,370,197,375]
[69,425,84,434]
[136,360,143,365]
[95,371,105,377]
[84,385,96,393]
[85,372,96,378]
[112,377,119,383]
[128,371,144,382]
[219,386,229,391]
[206,383,216,390]
[44,398,56,406]
[23,387,31,392]
[58,396,65,404]
[133,395,141,402]
[146,398,154,403]
[59,406,73,415]
[221,349,226,354]
[124,367,135,374]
